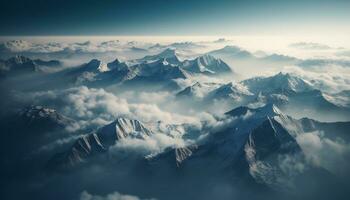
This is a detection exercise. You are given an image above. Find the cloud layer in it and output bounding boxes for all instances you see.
[296,131,350,175]
[280,65,350,93]
[25,86,200,129]
[80,190,156,200]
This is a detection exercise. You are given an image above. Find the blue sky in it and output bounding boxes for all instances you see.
[0,0,349,36]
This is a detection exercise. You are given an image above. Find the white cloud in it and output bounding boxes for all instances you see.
[110,132,186,157]
[296,131,350,175]
[27,86,200,129]
[80,190,156,200]
[336,50,350,57]
[280,65,350,93]
[0,40,65,53]
[120,91,172,104]
[289,42,333,50]
[0,39,154,54]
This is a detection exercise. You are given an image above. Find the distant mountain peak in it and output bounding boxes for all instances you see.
[136,48,181,66]
[107,58,129,72]
[16,105,75,130]
[209,45,253,59]
[158,48,177,58]
[221,45,242,52]
[86,59,101,67]
[9,55,33,64]
[110,58,121,65]
[47,117,153,170]
[97,118,153,146]
[182,54,233,74]
[205,82,252,101]
[242,72,313,93]
[195,54,218,66]
[276,71,291,78]
[261,53,297,62]
[83,59,109,72]
[0,55,38,76]
[225,103,283,118]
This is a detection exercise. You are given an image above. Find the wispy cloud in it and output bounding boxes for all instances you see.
[289,42,336,50]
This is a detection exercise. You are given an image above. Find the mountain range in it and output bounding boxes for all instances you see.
[0,55,61,77]
[58,48,234,90]
[43,103,350,198]
[175,72,350,121]
[1,42,349,200]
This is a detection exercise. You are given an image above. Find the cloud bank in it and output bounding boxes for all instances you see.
[296,131,350,176]
[280,65,350,93]
[289,42,333,50]
[24,86,200,129]
[80,190,156,200]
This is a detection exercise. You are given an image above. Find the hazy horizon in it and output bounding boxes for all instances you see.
[1,0,350,36]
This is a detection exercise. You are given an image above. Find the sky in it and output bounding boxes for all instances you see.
[0,0,349,36]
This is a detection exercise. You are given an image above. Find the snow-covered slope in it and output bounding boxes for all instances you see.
[209,45,254,59]
[122,59,189,90]
[205,82,253,102]
[176,82,222,99]
[176,81,253,108]
[242,72,313,94]
[47,118,154,169]
[150,104,291,167]
[147,104,302,185]
[135,48,182,65]
[43,102,350,195]
[239,73,350,120]
[64,58,133,85]
[148,103,348,191]
[181,54,233,75]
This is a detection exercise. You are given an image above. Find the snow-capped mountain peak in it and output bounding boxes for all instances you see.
[218,45,242,53]
[176,82,222,98]
[209,45,253,59]
[135,48,181,65]
[97,118,153,146]
[225,103,283,119]
[47,117,154,169]
[242,72,313,93]
[182,54,233,75]
[204,82,252,102]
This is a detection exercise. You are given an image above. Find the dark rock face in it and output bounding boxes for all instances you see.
[16,105,74,132]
